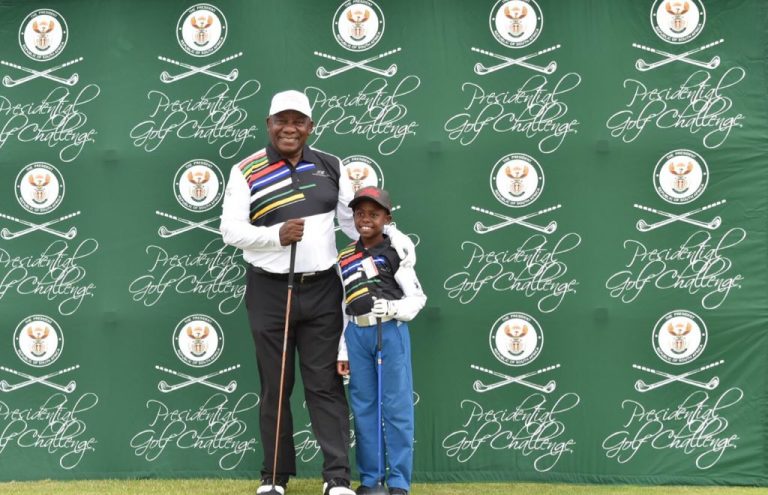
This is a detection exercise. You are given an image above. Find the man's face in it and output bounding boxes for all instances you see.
[266,110,313,161]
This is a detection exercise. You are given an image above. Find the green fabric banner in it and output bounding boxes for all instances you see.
[0,0,765,485]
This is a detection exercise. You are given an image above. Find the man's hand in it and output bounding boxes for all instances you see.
[337,361,349,376]
[279,219,305,245]
[385,224,416,267]
[372,297,399,318]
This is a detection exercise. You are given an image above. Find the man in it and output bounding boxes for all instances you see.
[220,90,414,495]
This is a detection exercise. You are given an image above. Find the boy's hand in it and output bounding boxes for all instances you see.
[372,297,398,318]
[337,361,349,376]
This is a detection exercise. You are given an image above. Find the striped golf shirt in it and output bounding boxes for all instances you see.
[220,144,357,274]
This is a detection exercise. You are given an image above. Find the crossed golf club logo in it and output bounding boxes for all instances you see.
[634,0,721,72]
[156,364,240,394]
[471,0,560,76]
[158,52,242,84]
[0,211,80,240]
[472,44,559,76]
[634,200,725,232]
[1,315,79,394]
[1,9,85,88]
[1,364,79,394]
[156,211,220,238]
[472,153,559,235]
[315,47,400,79]
[472,363,560,394]
[315,1,401,79]
[1,163,80,241]
[157,4,241,84]
[156,159,223,238]
[156,314,239,394]
[1,57,82,87]
[634,150,725,232]
[472,204,560,235]
[632,309,722,393]
[471,312,560,394]
[633,39,723,72]
[633,360,723,392]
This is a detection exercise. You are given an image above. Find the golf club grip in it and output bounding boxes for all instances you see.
[371,287,384,352]
[287,242,297,288]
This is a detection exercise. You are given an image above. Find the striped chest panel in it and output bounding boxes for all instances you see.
[338,241,403,316]
[239,148,339,227]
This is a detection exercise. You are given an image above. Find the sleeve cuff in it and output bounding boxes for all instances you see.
[266,223,283,249]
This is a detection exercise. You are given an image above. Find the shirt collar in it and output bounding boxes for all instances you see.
[266,143,319,166]
[356,235,391,255]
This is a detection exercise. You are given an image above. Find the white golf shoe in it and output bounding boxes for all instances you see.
[322,478,355,495]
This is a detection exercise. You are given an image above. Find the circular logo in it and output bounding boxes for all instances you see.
[177,4,227,57]
[490,153,543,208]
[173,314,223,367]
[653,310,708,365]
[16,162,65,215]
[651,0,705,44]
[19,9,68,61]
[490,0,542,48]
[174,159,225,212]
[654,149,708,204]
[333,0,384,52]
[489,312,542,366]
[14,315,63,367]
[341,155,383,194]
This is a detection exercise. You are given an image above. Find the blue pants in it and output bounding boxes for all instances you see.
[345,320,413,491]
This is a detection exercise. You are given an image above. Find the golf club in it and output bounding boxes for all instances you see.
[369,315,388,495]
[263,242,297,495]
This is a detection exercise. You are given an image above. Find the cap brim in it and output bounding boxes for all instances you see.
[269,106,311,118]
[348,196,390,213]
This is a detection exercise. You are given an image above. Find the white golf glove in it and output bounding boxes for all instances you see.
[384,224,416,268]
[371,297,399,318]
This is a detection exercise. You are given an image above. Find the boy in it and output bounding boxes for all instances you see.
[336,186,426,495]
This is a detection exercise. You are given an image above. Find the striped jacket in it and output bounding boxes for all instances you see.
[338,237,404,316]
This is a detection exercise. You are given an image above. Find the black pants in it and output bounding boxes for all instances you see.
[245,266,350,481]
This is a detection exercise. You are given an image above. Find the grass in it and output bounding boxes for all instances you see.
[0,479,767,495]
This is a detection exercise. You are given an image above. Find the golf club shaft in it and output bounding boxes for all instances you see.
[271,242,296,486]
[376,316,384,487]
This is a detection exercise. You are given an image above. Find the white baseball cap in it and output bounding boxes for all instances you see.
[268,90,312,119]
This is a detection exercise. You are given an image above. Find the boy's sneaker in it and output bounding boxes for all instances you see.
[389,489,409,495]
[354,486,374,495]
[322,478,355,495]
[257,476,288,494]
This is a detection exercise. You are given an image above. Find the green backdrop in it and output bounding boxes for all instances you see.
[0,0,765,486]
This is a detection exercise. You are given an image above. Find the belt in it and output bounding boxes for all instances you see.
[351,314,394,327]
[250,265,336,284]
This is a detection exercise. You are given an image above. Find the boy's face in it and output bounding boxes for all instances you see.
[353,200,391,244]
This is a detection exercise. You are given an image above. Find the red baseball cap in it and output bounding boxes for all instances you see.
[348,186,392,213]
